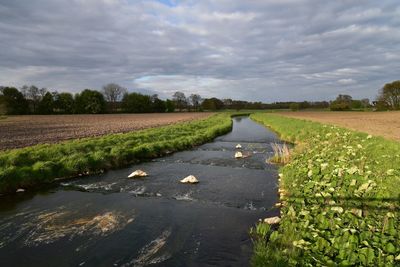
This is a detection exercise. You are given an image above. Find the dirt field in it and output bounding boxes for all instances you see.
[278,111,400,141]
[0,113,213,150]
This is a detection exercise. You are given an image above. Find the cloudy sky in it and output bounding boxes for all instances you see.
[0,0,399,102]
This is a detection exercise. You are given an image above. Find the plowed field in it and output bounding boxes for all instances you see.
[278,111,400,141]
[0,113,213,150]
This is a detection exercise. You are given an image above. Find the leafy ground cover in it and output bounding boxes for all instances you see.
[250,113,400,266]
[0,113,232,194]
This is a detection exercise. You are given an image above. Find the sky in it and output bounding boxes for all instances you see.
[0,0,399,102]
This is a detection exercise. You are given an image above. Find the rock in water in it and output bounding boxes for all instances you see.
[16,188,25,193]
[236,144,242,149]
[128,170,148,178]
[234,151,243,158]
[180,175,199,184]
[264,216,281,225]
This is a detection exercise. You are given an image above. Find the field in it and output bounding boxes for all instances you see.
[250,113,400,266]
[278,111,400,141]
[0,113,233,194]
[0,113,213,150]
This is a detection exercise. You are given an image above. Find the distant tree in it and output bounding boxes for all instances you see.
[54,92,74,114]
[74,89,106,114]
[25,85,41,113]
[37,92,55,114]
[102,83,127,112]
[377,80,400,110]
[53,93,75,114]
[360,98,370,109]
[351,100,363,109]
[201,98,224,110]
[374,96,390,111]
[122,92,152,113]
[39,87,48,98]
[189,94,202,111]
[290,102,300,111]
[0,87,29,114]
[151,94,166,113]
[330,94,353,111]
[232,100,245,111]
[299,101,310,109]
[172,91,187,111]
[165,99,175,112]
[20,85,29,97]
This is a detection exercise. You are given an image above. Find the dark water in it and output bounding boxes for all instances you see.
[0,117,282,267]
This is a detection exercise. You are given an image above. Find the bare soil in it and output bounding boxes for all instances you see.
[278,111,400,141]
[0,113,213,150]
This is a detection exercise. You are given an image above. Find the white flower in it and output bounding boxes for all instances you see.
[331,207,344,213]
[386,169,395,175]
[307,170,313,177]
[367,135,372,139]
[321,163,329,171]
[347,166,359,175]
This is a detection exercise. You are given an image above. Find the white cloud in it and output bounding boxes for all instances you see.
[338,79,357,85]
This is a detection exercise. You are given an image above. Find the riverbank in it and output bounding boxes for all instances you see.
[0,113,234,194]
[250,113,400,266]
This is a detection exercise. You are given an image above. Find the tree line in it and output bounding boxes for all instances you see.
[0,80,399,115]
[327,80,400,111]
[0,84,176,115]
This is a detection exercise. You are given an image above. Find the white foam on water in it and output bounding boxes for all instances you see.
[121,229,171,267]
[0,207,135,249]
[62,182,117,191]
[129,186,146,196]
[173,191,195,201]
[244,201,257,211]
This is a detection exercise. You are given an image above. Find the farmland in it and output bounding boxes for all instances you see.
[251,113,400,266]
[0,113,213,150]
[278,111,400,141]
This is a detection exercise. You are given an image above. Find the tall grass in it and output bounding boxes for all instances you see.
[269,143,291,164]
[0,113,233,193]
[250,113,400,266]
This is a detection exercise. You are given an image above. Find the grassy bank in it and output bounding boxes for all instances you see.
[250,113,400,266]
[0,113,233,194]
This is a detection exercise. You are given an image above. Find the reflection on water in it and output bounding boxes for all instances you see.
[0,116,282,267]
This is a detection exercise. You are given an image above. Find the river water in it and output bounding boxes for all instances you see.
[0,116,281,267]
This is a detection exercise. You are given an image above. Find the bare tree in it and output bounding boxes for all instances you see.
[189,94,202,111]
[377,80,400,110]
[20,85,29,97]
[25,85,41,113]
[102,83,127,112]
[39,87,48,98]
[172,91,187,111]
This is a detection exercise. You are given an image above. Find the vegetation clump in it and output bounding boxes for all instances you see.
[269,143,291,164]
[0,114,233,194]
[250,113,400,266]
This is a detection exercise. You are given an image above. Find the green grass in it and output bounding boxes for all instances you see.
[0,113,233,194]
[250,113,400,266]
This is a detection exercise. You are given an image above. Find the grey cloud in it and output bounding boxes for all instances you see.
[0,0,399,101]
